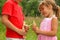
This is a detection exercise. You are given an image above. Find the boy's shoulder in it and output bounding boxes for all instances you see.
[3,1,13,6]
[2,1,14,9]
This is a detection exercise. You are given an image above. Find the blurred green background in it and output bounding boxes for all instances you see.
[0,0,60,40]
[0,0,60,16]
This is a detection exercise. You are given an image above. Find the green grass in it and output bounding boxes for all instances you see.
[0,17,60,40]
[57,21,60,40]
[0,22,6,40]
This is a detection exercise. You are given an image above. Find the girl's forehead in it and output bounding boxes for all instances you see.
[39,5,44,11]
[39,2,51,9]
[39,5,46,9]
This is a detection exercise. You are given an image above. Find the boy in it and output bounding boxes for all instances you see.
[2,0,29,40]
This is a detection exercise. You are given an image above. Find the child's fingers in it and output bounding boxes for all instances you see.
[33,20,36,26]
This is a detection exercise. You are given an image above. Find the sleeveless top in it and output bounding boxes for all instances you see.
[38,15,57,40]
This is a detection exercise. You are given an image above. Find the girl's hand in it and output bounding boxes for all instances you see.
[32,26,40,34]
[32,21,40,34]
[36,27,41,34]
[33,21,37,27]
[32,21,37,31]
[32,21,37,32]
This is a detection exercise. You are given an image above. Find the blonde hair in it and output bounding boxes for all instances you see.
[38,1,60,18]
[44,0,55,3]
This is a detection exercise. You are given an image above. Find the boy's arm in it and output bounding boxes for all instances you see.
[2,15,26,36]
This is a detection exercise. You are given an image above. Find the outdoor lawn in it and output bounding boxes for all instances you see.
[0,17,60,40]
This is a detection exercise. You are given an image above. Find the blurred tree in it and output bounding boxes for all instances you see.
[55,0,60,6]
[21,0,41,17]
[1,0,60,17]
[0,0,5,15]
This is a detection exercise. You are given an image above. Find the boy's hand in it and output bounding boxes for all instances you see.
[24,24,29,32]
[23,21,30,32]
[17,29,27,36]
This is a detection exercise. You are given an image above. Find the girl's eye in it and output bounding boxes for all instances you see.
[39,9,42,11]
[40,8,44,11]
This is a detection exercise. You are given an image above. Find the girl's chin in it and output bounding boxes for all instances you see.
[43,15,48,17]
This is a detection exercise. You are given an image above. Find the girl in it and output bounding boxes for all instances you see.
[2,0,29,40]
[32,1,59,40]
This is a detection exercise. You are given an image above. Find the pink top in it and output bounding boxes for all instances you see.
[38,15,57,40]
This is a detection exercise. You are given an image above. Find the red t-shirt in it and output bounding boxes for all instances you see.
[2,0,24,38]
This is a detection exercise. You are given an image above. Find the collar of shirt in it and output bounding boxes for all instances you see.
[7,0,18,4]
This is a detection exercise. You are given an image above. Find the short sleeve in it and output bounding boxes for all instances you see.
[2,2,13,16]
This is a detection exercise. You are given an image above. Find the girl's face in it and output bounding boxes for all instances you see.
[40,5,52,17]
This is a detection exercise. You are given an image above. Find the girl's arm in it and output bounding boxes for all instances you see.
[40,18,58,36]
[2,15,26,36]
[33,18,58,36]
